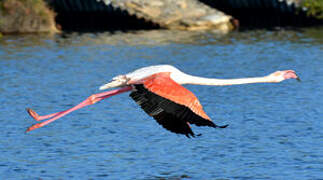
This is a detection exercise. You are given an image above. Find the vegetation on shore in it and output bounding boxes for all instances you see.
[0,0,57,34]
[301,0,323,19]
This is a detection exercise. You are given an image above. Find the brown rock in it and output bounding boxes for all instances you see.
[111,0,234,32]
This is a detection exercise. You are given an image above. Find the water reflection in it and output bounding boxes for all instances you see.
[1,27,322,48]
[60,27,323,46]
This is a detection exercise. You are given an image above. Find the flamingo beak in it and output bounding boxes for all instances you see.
[293,72,301,82]
[283,70,300,82]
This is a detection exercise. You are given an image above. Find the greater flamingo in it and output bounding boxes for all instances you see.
[26,65,300,137]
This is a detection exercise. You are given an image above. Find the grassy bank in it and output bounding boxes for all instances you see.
[301,0,323,19]
[0,0,57,34]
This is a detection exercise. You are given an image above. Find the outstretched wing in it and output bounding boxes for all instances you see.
[129,72,219,137]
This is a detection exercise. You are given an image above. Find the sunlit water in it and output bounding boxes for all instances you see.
[0,28,322,179]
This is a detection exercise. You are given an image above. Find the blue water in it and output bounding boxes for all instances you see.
[0,28,322,179]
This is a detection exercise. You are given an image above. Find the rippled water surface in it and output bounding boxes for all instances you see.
[0,28,322,179]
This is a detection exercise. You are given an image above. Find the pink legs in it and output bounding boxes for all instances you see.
[26,86,132,133]
[27,108,59,121]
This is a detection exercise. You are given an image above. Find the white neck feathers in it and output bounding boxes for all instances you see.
[174,73,271,86]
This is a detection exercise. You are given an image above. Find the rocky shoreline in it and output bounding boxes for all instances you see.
[0,0,322,35]
[108,0,235,31]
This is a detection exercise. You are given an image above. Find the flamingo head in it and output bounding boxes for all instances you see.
[267,70,300,83]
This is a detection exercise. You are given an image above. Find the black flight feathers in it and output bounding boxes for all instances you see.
[130,84,227,138]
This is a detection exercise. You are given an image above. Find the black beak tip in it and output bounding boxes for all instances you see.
[296,77,301,82]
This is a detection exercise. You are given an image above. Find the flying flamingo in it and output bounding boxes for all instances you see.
[26,65,300,137]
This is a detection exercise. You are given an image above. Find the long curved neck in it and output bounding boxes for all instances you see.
[180,74,272,86]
